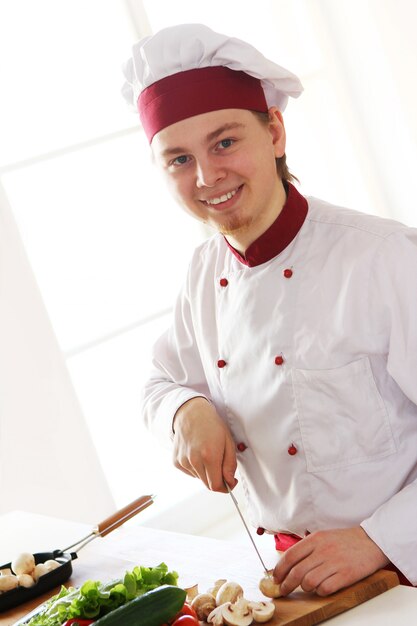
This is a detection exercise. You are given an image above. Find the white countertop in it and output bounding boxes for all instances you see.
[324,585,417,625]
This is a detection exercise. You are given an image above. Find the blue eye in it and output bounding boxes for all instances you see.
[219,138,233,149]
[172,155,189,166]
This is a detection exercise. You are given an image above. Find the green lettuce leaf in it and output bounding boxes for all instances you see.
[25,563,179,626]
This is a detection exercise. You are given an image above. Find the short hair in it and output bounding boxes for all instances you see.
[252,111,298,184]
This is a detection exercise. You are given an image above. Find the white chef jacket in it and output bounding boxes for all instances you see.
[142,184,417,584]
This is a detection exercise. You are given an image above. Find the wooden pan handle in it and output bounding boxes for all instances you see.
[97,494,154,537]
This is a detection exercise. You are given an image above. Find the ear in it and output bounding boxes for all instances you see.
[267,106,286,158]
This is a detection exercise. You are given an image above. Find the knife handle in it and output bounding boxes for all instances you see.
[97,495,154,537]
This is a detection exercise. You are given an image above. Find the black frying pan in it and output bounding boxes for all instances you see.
[0,494,154,613]
[0,551,75,612]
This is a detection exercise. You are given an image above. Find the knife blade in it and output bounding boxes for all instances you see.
[224,481,268,573]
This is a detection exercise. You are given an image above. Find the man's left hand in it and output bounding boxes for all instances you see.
[273,527,389,596]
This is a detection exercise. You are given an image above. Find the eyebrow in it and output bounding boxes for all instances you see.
[206,122,245,143]
[160,122,245,158]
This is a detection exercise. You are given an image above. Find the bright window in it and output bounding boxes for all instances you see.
[2,0,417,532]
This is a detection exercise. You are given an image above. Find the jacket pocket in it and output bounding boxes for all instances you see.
[292,357,396,472]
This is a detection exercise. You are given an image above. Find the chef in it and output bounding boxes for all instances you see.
[122,24,417,594]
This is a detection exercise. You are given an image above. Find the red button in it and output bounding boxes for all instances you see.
[288,443,298,456]
[275,355,284,366]
[220,278,228,287]
[256,527,265,535]
[283,268,293,278]
[217,359,227,368]
[237,442,247,452]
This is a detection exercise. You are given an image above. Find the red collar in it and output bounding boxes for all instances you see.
[224,183,308,267]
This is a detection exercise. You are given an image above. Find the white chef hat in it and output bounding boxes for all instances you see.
[121,23,303,143]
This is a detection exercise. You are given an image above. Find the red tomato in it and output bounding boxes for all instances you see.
[171,615,199,626]
[175,603,198,620]
[63,620,95,625]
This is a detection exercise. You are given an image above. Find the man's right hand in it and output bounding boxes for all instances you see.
[172,397,237,492]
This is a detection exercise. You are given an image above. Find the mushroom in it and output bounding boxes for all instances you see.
[216,581,244,606]
[32,563,49,582]
[208,602,231,626]
[44,560,60,572]
[259,572,282,598]
[248,601,275,623]
[222,598,253,626]
[207,578,227,597]
[191,592,217,620]
[11,553,35,576]
[184,583,199,603]
[0,575,19,592]
[18,574,35,588]
[0,568,12,576]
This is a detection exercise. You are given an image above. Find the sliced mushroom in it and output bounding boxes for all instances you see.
[216,581,244,606]
[0,575,19,592]
[208,602,231,625]
[207,578,228,597]
[259,572,282,598]
[248,601,275,623]
[184,583,199,602]
[191,592,217,620]
[222,597,253,626]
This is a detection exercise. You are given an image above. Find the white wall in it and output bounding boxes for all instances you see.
[0,184,114,523]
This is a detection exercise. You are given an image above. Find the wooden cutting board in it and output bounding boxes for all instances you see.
[268,569,399,625]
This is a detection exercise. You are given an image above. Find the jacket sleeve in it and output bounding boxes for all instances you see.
[360,227,417,584]
[141,270,211,448]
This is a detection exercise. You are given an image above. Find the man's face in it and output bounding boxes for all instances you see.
[151,107,286,251]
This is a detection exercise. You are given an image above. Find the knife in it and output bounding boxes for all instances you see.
[224,480,268,573]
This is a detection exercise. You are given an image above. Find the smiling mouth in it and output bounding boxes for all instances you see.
[202,186,242,206]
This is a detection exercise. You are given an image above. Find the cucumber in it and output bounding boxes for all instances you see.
[92,584,186,626]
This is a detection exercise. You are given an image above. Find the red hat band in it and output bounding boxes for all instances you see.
[138,66,268,142]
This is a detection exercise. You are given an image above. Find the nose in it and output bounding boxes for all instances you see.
[195,156,225,188]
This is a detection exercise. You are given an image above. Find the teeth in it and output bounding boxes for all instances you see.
[206,188,237,205]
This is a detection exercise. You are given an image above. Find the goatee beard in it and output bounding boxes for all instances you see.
[218,214,254,236]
